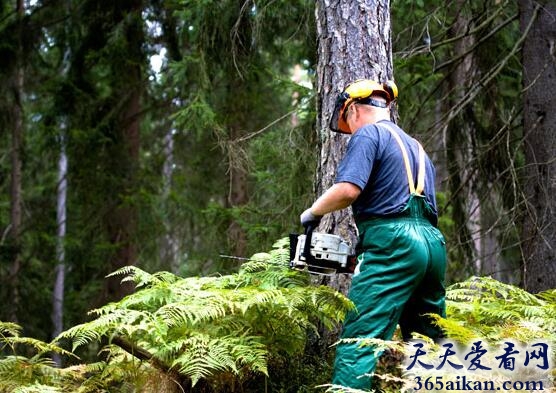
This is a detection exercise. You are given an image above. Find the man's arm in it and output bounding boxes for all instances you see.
[310,182,361,216]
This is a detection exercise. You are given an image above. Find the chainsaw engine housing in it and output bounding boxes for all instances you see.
[289,231,356,275]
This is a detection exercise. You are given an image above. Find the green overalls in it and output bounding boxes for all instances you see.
[332,126,447,390]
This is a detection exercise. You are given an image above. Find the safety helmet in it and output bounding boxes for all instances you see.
[329,79,398,133]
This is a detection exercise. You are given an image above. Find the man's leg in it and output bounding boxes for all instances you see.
[332,222,430,389]
[399,225,447,340]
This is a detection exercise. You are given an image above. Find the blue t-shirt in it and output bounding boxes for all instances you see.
[335,120,438,224]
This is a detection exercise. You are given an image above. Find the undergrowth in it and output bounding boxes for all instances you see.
[0,238,554,392]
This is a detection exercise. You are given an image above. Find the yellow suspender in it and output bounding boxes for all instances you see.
[382,125,426,196]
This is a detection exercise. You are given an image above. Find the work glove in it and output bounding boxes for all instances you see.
[300,208,322,228]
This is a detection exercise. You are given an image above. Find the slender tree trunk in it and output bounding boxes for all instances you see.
[9,72,23,323]
[52,132,67,366]
[227,126,249,259]
[52,0,72,361]
[224,73,250,260]
[155,2,183,274]
[9,0,25,323]
[519,0,556,292]
[161,128,181,274]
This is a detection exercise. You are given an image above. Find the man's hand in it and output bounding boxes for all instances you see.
[300,208,322,227]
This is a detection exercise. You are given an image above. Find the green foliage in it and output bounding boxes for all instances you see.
[438,276,556,344]
[55,239,353,390]
[0,325,171,393]
[2,271,555,392]
[0,239,352,391]
[0,322,77,393]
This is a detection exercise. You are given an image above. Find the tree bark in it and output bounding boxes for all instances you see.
[226,126,249,259]
[315,0,393,290]
[519,0,556,293]
[314,0,393,351]
[105,89,141,300]
[161,128,181,274]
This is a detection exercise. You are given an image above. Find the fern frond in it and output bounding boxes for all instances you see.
[172,335,237,386]
[428,315,478,344]
[238,238,293,275]
[63,361,107,375]
[0,355,25,375]
[445,276,556,345]
[106,265,157,288]
[536,288,556,302]
[271,237,290,250]
[337,337,406,354]
[0,321,22,338]
[56,309,150,351]
[114,283,174,312]
[322,384,370,393]
[447,276,544,305]
[47,237,354,390]
[151,270,181,284]
[156,300,228,327]
[1,337,75,359]
[227,335,268,374]
[12,384,62,393]
[267,244,291,267]
[171,334,267,386]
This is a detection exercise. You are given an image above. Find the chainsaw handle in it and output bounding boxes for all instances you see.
[302,223,316,262]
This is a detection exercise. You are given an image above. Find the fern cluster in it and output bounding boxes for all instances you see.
[438,276,556,344]
[0,322,83,393]
[55,238,353,390]
[3,251,554,392]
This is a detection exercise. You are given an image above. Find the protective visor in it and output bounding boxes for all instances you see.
[329,92,353,134]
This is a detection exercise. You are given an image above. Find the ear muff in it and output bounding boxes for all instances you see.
[383,80,398,102]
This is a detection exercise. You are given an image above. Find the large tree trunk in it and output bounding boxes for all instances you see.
[316,0,394,236]
[105,89,141,300]
[314,0,393,350]
[444,0,480,276]
[315,0,394,290]
[104,2,143,301]
[519,0,556,293]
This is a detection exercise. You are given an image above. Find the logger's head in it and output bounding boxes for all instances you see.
[330,79,398,133]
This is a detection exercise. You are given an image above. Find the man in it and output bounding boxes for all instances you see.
[300,79,446,390]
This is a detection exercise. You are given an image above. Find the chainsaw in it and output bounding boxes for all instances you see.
[289,224,357,275]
